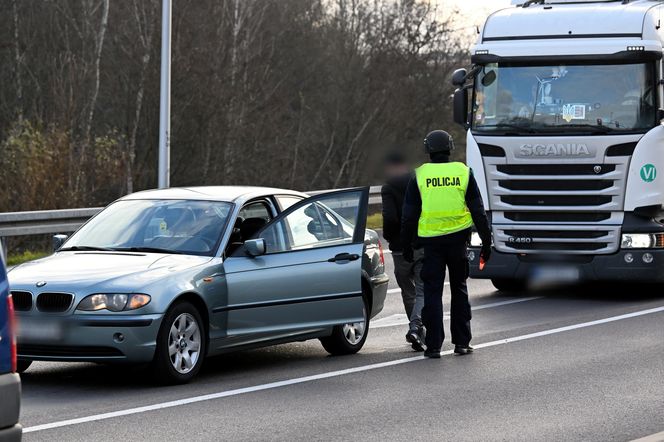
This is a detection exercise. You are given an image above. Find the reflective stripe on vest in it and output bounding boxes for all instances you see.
[415,162,474,237]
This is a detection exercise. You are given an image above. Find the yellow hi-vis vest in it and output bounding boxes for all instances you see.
[415,162,474,238]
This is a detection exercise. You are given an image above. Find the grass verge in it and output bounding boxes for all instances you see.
[7,250,50,267]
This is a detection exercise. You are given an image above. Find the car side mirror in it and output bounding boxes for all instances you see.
[453,88,469,128]
[452,68,467,87]
[658,108,664,123]
[53,234,68,251]
[244,238,266,257]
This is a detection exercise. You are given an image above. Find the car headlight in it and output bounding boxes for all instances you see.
[470,232,482,247]
[77,294,151,312]
[621,233,664,249]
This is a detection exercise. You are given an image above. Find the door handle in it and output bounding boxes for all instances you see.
[328,253,360,263]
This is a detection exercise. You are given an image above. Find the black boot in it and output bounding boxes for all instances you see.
[424,348,441,358]
[406,330,425,352]
[454,345,474,355]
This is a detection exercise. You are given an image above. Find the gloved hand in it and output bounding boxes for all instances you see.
[403,247,414,263]
[480,244,492,263]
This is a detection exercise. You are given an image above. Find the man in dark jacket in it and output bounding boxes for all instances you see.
[401,130,492,358]
[381,152,425,351]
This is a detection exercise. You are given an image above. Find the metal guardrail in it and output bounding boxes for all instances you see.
[0,186,383,238]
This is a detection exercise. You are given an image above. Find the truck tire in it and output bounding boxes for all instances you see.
[320,296,369,356]
[491,278,525,293]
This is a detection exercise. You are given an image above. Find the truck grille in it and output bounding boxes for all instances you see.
[495,225,620,254]
[10,291,33,311]
[480,138,633,255]
[503,212,612,223]
[36,292,74,313]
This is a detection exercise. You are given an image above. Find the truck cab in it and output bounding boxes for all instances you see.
[454,0,664,289]
[0,246,22,440]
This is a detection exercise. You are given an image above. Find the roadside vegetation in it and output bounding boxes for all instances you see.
[366,212,383,230]
[7,250,49,267]
[0,0,463,254]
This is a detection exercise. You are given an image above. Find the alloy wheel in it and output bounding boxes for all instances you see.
[342,304,367,345]
[168,312,202,374]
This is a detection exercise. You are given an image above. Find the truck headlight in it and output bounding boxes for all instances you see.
[620,233,664,249]
[77,294,151,312]
[470,232,482,247]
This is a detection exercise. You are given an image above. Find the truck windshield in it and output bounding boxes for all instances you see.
[472,62,656,135]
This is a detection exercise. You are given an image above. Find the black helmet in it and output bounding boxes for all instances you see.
[424,130,455,155]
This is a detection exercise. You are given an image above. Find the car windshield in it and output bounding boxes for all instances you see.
[62,199,233,256]
[472,62,656,135]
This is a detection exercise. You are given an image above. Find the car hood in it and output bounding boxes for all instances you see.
[8,251,212,293]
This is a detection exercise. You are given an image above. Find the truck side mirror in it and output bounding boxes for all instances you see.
[452,68,468,87]
[53,234,68,251]
[453,88,469,128]
[658,108,664,123]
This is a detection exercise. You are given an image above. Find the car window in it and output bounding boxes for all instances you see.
[238,201,272,222]
[276,196,303,211]
[261,192,362,254]
[63,200,233,256]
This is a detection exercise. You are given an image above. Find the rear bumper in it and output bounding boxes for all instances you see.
[0,373,21,441]
[17,313,164,363]
[369,273,389,317]
[468,248,664,282]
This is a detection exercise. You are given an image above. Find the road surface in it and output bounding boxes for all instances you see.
[17,252,664,441]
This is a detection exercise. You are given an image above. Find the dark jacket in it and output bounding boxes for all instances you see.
[400,164,492,248]
[381,173,412,252]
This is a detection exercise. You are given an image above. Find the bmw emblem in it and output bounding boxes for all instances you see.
[36,281,47,288]
[594,165,602,174]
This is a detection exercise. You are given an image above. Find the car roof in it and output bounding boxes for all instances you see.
[119,186,308,204]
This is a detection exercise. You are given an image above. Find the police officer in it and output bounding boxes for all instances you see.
[400,130,492,358]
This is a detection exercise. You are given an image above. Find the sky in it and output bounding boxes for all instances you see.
[441,0,512,39]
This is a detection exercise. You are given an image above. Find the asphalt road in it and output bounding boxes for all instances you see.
[17,251,664,442]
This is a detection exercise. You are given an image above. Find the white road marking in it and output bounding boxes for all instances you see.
[23,305,664,434]
[631,431,664,442]
[370,297,543,329]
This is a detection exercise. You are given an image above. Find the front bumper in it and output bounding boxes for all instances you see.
[0,373,21,442]
[17,313,164,363]
[468,248,664,282]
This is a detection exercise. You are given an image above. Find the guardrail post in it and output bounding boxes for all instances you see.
[0,237,7,261]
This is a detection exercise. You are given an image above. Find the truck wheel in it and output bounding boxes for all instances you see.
[320,296,369,356]
[150,301,206,385]
[16,360,32,373]
[491,278,525,293]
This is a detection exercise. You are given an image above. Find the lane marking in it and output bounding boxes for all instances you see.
[631,431,664,442]
[371,297,543,329]
[23,305,664,434]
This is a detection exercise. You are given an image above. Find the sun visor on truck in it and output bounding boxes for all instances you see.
[471,50,662,65]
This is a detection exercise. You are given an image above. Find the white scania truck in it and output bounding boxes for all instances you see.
[455,0,664,290]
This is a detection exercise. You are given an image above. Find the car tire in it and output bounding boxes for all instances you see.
[16,360,32,373]
[150,301,206,385]
[320,295,369,356]
[491,278,525,293]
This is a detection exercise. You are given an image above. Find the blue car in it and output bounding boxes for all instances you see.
[0,246,22,440]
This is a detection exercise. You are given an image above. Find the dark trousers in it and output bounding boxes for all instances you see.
[421,241,472,350]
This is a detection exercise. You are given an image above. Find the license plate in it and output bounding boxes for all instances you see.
[16,318,65,342]
[531,265,580,283]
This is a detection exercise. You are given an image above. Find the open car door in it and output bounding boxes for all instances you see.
[221,188,369,341]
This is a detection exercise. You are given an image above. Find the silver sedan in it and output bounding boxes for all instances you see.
[9,187,388,383]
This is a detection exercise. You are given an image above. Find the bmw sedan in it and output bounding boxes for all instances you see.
[9,186,388,383]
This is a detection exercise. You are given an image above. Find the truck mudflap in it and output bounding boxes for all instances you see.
[467,248,664,283]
